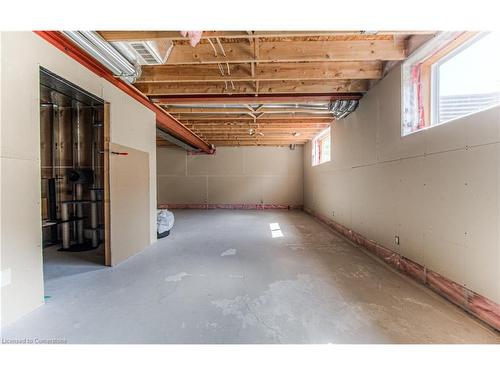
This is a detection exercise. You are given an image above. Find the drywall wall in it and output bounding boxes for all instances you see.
[0,32,157,325]
[109,144,150,265]
[157,146,303,206]
[304,65,500,304]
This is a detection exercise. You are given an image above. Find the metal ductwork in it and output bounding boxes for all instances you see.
[156,128,200,152]
[63,31,141,83]
[329,99,359,120]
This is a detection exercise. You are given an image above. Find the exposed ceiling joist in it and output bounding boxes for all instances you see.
[95,30,428,147]
[165,107,331,115]
[153,93,361,105]
[100,31,434,41]
[183,118,333,125]
[163,40,406,65]
[137,61,383,83]
[136,79,369,96]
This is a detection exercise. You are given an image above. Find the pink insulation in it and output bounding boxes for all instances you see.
[180,31,203,47]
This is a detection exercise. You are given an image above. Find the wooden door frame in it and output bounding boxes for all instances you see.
[103,102,112,266]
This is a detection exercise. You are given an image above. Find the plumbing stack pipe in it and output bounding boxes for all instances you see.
[61,203,70,250]
[90,189,98,248]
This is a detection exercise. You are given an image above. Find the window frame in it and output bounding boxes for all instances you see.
[400,31,500,137]
[312,127,331,166]
[429,34,488,126]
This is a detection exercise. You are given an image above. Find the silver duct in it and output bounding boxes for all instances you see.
[329,99,359,120]
[156,128,199,152]
[63,31,141,84]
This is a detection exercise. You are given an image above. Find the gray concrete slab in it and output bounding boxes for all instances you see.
[2,210,499,344]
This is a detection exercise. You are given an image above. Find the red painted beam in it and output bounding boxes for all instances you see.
[152,93,363,105]
[34,31,213,154]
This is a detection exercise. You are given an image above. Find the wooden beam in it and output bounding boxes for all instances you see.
[191,130,320,134]
[176,114,333,121]
[165,107,332,115]
[157,141,308,147]
[153,93,362,104]
[135,79,369,96]
[163,40,405,64]
[202,135,313,140]
[188,124,329,130]
[211,140,308,146]
[137,61,382,83]
[184,119,333,125]
[193,133,319,140]
[188,128,328,134]
[100,31,434,42]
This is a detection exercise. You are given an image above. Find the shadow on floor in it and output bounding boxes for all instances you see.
[43,244,106,281]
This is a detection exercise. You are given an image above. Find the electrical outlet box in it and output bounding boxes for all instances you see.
[394,235,400,245]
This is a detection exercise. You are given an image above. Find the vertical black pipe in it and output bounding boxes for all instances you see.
[48,178,58,241]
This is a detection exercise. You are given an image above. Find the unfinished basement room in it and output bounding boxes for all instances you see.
[1,3,500,371]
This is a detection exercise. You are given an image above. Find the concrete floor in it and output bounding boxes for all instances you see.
[2,209,499,344]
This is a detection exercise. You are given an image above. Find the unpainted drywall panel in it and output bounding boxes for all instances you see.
[101,82,157,244]
[188,147,244,176]
[109,143,150,265]
[157,146,303,207]
[1,32,157,325]
[398,128,426,160]
[331,121,354,171]
[280,146,304,176]
[328,169,352,228]
[243,147,290,175]
[208,176,263,204]
[422,149,468,284]
[304,66,500,304]
[0,157,44,325]
[186,153,214,175]
[350,93,379,168]
[350,165,379,241]
[463,105,500,148]
[463,143,500,301]
[261,175,302,205]
[376,75,403,163]
[157,147,187,176]
[313,172,335,218]
[303,143,315,209]
[372,160,399,251]
[424,117,466,155]
[395,156,426,264]
[157,175,207,204]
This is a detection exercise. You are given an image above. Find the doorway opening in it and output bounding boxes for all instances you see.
[39,68,109,281]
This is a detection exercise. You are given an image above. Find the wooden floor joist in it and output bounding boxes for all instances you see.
[136,79,369,96]
[152,93,362,105]
[99,30,434,42]
[163,40,406,65]
[96,30,429,146]
[137,61,383,83]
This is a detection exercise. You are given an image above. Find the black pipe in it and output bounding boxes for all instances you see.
[48,178,58,241]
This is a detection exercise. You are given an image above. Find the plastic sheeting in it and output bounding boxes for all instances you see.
[157,209,175,237]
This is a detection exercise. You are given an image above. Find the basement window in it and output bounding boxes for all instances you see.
[312,127,331,166]
[401,32,500,136]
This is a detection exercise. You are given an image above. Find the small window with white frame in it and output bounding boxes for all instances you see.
[312,127,331,166]
[401,32,500,136]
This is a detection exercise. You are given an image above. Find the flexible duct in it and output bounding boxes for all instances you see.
[329,99,359,120]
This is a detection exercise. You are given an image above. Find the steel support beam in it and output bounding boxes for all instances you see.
[34,31,213,154]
